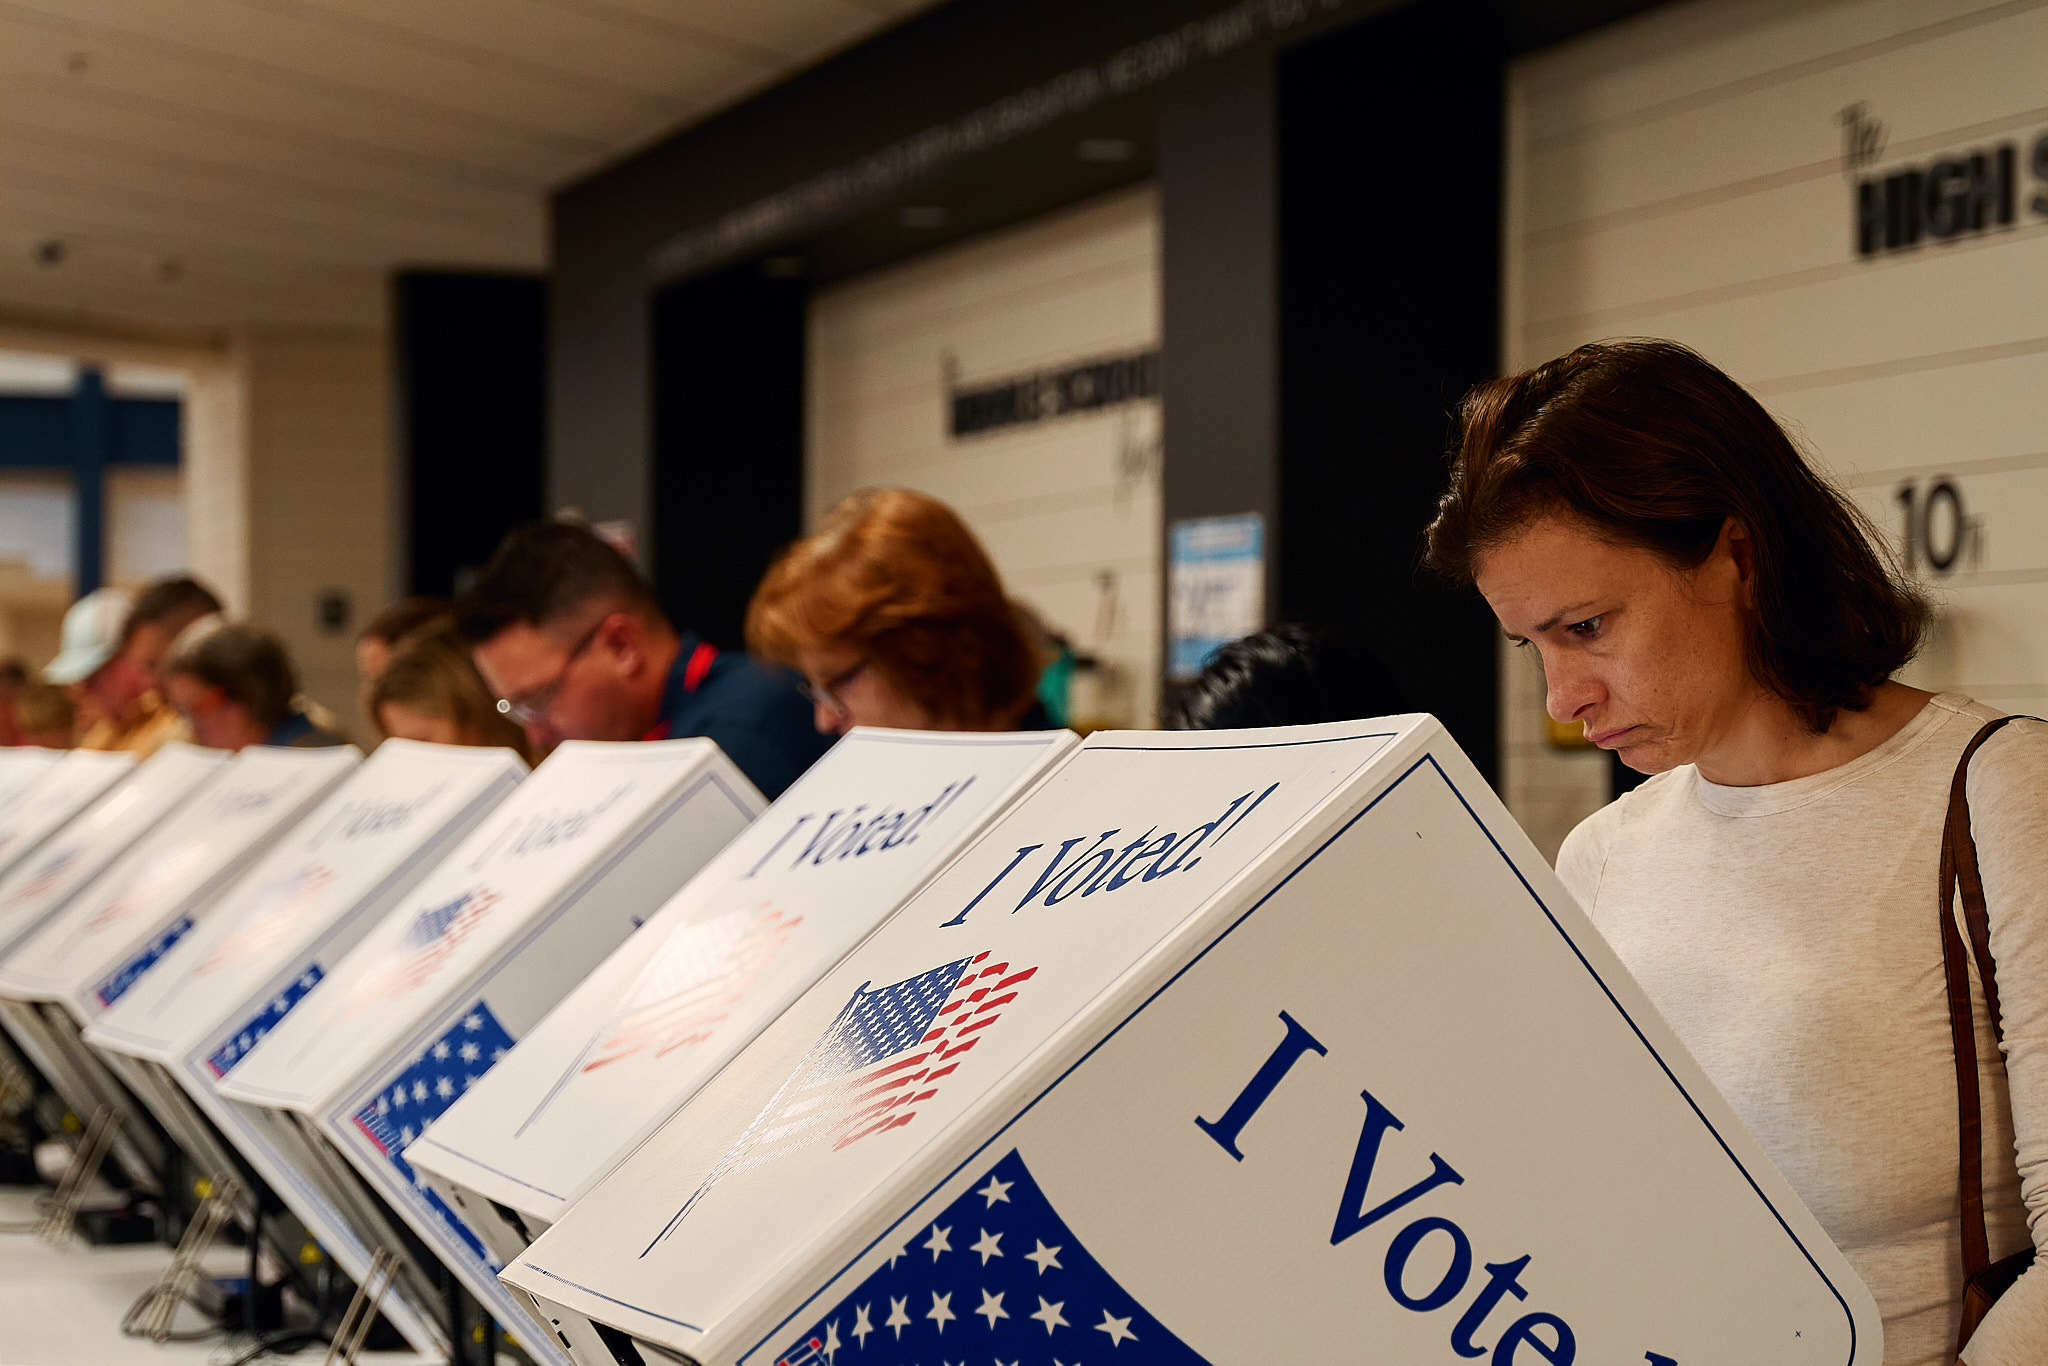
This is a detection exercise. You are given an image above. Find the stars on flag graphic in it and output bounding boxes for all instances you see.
[351,999,515,1266]
[206,965,325,1076]
[349,886,501,1010]
[648,951,1036,1251]
[773,1148,1206,1365]
[514,903,802,1139]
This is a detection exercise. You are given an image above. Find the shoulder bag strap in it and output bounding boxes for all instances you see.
[1942,713,2034,1281]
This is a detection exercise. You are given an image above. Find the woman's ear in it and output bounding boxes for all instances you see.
[1721,516,1757,595]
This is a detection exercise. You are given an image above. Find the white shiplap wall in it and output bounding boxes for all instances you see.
[1504,0,2048,858]
[807,186,1163,725]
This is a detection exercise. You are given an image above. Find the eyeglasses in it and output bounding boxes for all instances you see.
[797,659,867,716]
[494,618,606,727]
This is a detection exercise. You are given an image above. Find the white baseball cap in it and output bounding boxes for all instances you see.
[44,587,134,686]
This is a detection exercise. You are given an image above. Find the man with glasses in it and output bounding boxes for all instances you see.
[454,521,831,798]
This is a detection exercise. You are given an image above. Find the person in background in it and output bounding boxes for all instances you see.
[456,521,829,798]
[45,587,149,747]
[0,660,25,747]
[746,488,1050,736]
[13,682,74,749]
[46,576,224,758]
[118,576,223,690]
[1162,623,1408,730]
[356,596,449,685]
[1427,339,2048,1364]
[162,622,348,751]
[371,624,531,761]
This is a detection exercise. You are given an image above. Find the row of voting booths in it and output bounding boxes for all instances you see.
[0,715,1888,1365]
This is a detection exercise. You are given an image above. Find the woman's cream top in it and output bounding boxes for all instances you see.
[1558,693,2048,1365]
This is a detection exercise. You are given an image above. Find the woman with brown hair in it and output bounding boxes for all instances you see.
[1426,339,2048,1365]
[371,623,532,761]
[746,489,1049,735]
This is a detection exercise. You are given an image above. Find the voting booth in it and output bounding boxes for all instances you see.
[0,742,229,1185]
[84,740,526,1352]
[0,746,67,865]
[406,726,1078,1311]
[505,717,1883,1366]
[0,744,360,1194]
[0,747,130,879]
[218,739,762,1363]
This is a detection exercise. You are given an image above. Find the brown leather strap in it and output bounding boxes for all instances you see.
[1943,714,2035,1282]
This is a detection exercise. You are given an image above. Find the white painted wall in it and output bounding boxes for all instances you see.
[807,186,1163,726]
[1504,0,2048,858]
[240,327,392,739]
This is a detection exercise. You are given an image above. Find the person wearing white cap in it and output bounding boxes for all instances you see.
[43,583,193,758]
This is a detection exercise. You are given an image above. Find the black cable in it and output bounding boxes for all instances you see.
[214,1326,330,1366]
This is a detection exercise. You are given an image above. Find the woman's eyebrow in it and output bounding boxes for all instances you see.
[1530,602,1601,634]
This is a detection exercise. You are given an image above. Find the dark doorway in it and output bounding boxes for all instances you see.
[649,262,808,650]
[394,272,548,598]
[1276,2,1505,780]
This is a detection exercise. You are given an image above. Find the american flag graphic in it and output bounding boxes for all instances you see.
[347,886,501,1012]
[772,1148,1206,1366]
[206,965,325,1076]
[84,841,210,932]
[351,999,516,1267]
[649,951,1035,1251]
[93,914,194,1007]
[514,904,801,1138]
[196,864,337,975]
[588,904,800,1069]
[2,846,80,911]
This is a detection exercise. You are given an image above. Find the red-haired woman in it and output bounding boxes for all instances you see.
[746,489,1049,735]
[1427,339,2048,1365]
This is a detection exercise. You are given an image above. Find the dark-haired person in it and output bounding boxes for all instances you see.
[163,622,348,752]
[746,489,1051,736]
[456,520,829,798]
[1426,339,2048,1365]
[1162,624,1406,731]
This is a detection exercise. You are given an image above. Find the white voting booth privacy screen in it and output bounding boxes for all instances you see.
[0,744,360,1197]
[84,740,526,1359]
[407,726,1079,1267]
[0,742,229,1185]
[0,745,203,964]
[0,747,66,866]
[0,744,362,1022]
[218,739,763,1364]
[507,717,1882,1366]
[0,747,129,880]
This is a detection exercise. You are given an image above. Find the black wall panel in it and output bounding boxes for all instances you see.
[1276,2,1505,779]
[395,272,548,598]
[649,264,807,650]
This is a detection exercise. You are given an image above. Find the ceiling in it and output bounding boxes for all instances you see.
[0,0,939,336]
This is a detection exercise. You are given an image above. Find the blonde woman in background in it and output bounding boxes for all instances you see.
[371,624,531,761]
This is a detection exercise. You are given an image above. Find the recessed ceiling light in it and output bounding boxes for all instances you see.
[33,240,65,268]
[896,205,949,229]
[1077,138,1136,163]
